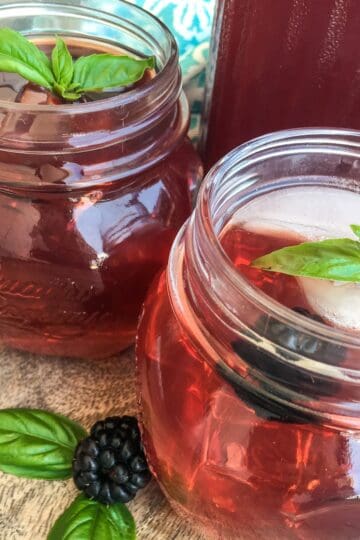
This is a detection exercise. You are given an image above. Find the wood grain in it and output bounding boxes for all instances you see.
[0,347,203,540]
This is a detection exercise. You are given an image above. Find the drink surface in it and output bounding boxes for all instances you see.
[204,0,360,167]
[0,37,201,357]
[137,183,360,538]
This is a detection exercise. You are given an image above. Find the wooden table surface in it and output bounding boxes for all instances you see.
[0,347,203,540]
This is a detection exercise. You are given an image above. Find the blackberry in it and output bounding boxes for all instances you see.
[220,308,345,423]
[73,416,151,505]
[216,361,314,423]
[235,308,344,394]
[256,307,344,366]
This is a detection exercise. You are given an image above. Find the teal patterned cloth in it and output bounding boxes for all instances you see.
[128,0,215,142]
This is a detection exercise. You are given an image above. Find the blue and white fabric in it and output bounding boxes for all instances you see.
[128,0,215,142]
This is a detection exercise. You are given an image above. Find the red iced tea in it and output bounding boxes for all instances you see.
[0,2,202,358]
[203,0,360,168]
[138,241,360,539]
[137,131,360,539]
[0,139,197,358]
[221,227,308,311]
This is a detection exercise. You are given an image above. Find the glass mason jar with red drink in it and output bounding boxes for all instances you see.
[137,129,360,539]
[0,0,202,358]
[202,0,360,168]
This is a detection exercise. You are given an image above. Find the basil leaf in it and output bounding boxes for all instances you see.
[55,80,82,101]
[73,54,155,92]
[0,409,87,479]
[48,495,136,540]
[51,38,74,88]
[351,224,360,239]
[252,238,360,282]
[0,28,54,88]
[53,83,81,102]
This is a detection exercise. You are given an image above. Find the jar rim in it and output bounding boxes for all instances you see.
[0,0,178,114]
[197,127,360,351]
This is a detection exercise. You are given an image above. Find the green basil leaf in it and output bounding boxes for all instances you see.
[73,54,155,92]
[251,238,360,282]
[351,224,360,239]
[51,38,74,88]
[48,495,136,540]
[60,90,82,101]
[53,82,81,102]
[0,28,54,88]
[0,409,87,479]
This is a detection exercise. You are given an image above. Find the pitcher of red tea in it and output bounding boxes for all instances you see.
[0,0,202,358]
[202,0,360,168]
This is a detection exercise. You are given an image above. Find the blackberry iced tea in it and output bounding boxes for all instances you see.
[0,1,202,358]
[137,130,360,539]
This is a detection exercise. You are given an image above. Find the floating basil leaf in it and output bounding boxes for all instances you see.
[51,37,74,90]
[73,54,155,93]
[252,236,360,283]
[0,28,54,89]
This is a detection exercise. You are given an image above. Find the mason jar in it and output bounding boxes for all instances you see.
[0,0,202,358]
[137,129,360,539]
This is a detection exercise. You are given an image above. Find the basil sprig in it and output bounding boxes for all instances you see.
[0,408,138,539]
[0,28,155,101]
[252,224,360,282]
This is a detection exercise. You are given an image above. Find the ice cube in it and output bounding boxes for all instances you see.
[236,185,360,241]
[299,277,360,331]
[15,83,62,105]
